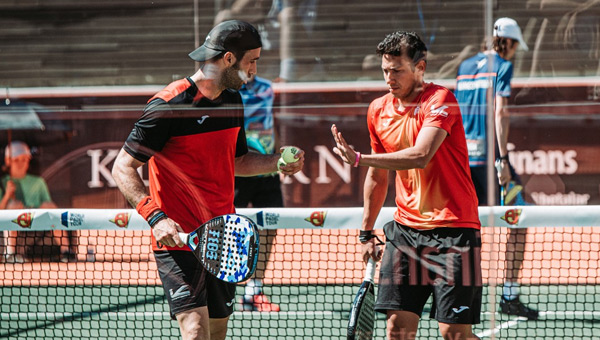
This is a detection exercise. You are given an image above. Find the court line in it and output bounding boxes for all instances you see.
[476,316,527,338]
[476,310,600,338]
[539,310,600,318]
[481,310,600,318]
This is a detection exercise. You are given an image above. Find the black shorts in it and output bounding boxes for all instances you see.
[154,250,236,319]
[375,221,482,324]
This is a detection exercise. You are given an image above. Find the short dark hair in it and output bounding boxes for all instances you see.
[211,49,247,63]
[376,31,428,64]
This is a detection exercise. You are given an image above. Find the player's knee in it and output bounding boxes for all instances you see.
[179,324,209,340]
[176,308,210,340]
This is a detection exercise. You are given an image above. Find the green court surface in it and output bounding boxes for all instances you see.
[2,285,599,339]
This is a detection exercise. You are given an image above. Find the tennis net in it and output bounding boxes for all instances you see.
[1,207,599,339]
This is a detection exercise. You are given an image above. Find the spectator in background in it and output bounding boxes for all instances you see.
[0,141,76,263]
[235,75,281,312]
[454,18,538,320]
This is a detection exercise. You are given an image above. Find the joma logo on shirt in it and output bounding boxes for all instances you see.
[429,105,449,118]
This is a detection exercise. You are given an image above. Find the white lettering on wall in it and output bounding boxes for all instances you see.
[508,143,578,175]
[88,149,118,188]
[88,149,147,188]
[314,145,351,184]
[281,145,351,184]
[530,192,590,205]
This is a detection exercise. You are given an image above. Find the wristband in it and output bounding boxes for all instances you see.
[136,196,161,220]
[499,154,509,161]
[147,211,168,228]
[353,151,361,167]
[358,230,374,243]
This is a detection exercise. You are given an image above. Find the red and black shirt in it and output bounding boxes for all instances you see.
[124,77,248,251]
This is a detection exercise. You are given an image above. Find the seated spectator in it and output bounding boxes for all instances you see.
[1,141,76,263]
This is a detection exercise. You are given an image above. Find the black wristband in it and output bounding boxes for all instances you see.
[358,230,375,243]
[147,211,167,228]
[499,153,509,161]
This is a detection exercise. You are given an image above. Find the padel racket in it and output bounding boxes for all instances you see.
[179,214,259,283]
[347,258,377,340]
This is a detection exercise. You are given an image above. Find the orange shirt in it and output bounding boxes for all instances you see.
[367,83,480,230]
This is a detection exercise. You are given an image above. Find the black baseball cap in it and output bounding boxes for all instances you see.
[189,20,262,62]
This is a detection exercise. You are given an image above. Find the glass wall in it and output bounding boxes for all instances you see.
[1,2,599,339]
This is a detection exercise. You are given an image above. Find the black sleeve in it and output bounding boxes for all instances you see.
[124,98,172,163]
[227,90,248,157]
[235,118,249,158]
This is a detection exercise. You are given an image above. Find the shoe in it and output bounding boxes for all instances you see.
[5,254,24,263]
[241,293,280,312]
[499,297,539,320]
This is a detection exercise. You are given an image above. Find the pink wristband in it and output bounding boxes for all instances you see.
[353,151,361,167]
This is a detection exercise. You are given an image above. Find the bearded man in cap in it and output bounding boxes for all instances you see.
[112,20,304,340]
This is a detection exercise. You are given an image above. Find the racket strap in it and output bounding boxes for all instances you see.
[359,230,384,245]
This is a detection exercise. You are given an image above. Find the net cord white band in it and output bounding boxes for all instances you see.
[0,206,599,231]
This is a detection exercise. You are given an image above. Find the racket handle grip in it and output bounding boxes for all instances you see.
[365,258,376,282]
[178,233,189,244]
[494,158,503,173]
[495,159,505,206]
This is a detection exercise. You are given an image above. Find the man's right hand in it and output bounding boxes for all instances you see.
[496,159,512,186]
[361,238,382,264]
[152,218,185,248]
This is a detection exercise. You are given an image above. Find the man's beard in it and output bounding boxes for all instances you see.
[221,62,245,90]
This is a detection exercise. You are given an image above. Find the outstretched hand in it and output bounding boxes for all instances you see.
[331,124,358,165]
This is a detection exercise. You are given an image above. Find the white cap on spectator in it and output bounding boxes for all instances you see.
[494,17,528,51]
[5,141,31,159]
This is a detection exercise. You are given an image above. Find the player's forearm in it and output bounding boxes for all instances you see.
[235,152,280,176]
[359,149,430,171]
[356,127,445,171]
[495,98,510,157]
[361,167,388,230]
[111,149,149,208]
[496,116,510,157]
[495,109,510,156]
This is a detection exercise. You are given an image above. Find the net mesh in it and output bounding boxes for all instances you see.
[1,218,600,339]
